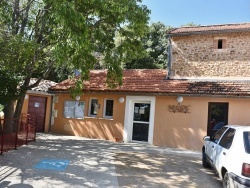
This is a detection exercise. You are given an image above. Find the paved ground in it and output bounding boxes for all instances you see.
[0,133,222,188]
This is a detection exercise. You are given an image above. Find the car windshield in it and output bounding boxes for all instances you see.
[243,131,250,154]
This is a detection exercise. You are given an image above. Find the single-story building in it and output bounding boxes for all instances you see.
[48,69,250,151]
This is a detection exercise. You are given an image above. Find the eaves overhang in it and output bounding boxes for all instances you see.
[168,28,250,37]
[48,89,250,98]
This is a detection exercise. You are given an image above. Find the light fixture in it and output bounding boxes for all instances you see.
[176,96,183,104]
[25,94,29,99]
[119,97,125,103]
[75,95,80,101]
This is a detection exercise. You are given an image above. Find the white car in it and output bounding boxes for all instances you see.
[202,125,250,188]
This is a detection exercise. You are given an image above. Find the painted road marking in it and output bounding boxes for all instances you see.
[34,159,70,171]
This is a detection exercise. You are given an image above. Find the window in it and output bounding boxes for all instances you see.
[219,128,235,149]
[218,39,223,49]
[211,127,228,144]
[64,101,85,119]
[213,37,227,50]
[89,98,98,116]
[103,99,114,118]
[244,132,250,154]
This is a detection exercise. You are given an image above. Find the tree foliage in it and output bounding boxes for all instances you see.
[125,22,171,69]
[181,22,201,27]
[0,0,150,120]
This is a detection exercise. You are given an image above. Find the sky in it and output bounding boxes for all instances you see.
[141,0,250,27]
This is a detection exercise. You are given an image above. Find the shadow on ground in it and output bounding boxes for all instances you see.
[0,133,222,188]
[114,152,221,188]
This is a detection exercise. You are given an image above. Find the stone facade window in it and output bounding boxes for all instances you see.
[214,37,227,51]
[218,39,223,49]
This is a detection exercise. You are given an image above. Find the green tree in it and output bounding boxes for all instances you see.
[125,22,171,69]
[181,22,200,27]
[0,0,150,130]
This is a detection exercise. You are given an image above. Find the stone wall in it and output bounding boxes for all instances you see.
[171,32,250,78]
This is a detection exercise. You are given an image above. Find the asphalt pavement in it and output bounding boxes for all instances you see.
[0,133,222,188]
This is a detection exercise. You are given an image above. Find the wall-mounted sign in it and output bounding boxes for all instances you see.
[134,107,139,114]
[139,108,145,114]
[34,102,40,108]
[169,105,191,113]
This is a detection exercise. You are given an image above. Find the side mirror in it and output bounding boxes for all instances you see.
[203,136,210,141]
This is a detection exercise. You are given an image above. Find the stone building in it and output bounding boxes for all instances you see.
[168,23,250,79]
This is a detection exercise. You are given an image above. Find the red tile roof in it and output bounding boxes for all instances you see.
[49,69,250,96]
[169,23,250,35]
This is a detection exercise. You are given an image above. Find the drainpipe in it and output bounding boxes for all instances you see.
[167,35,172,79]
[48,94,54,132]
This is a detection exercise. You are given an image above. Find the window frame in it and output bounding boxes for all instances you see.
[213,37,227,52]
[88,98,98,117]
[64,100,85,119]
[103,98,114,119]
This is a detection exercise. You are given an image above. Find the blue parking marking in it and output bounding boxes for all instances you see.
[34,159,70,171]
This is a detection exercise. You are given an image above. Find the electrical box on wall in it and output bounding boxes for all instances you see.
[53,96,58,103]
[53,110,58,118]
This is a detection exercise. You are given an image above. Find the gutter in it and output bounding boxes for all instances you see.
[167,35,172,79]
[48,94,55,132]
[168,28,250,37]
[48,90,250,98]
[27,90,53,96]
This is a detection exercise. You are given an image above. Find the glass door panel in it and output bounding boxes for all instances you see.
[132,103,150,142]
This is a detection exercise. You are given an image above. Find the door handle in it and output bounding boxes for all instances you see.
[223,152,226,155]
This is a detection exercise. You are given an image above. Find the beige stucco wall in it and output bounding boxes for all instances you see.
[171,32,250,78]
[22,93,52,132]
[153,96,250,151]
[50,93,250,151]
[51,93,126,141]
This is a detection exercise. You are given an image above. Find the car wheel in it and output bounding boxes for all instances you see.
[223,172,230,188]
[202,150,210,168]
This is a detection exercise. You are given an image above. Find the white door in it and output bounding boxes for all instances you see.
[124,96,156,144]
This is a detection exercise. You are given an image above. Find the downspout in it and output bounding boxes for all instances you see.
[167,35,172,79]
[48,94,55,132]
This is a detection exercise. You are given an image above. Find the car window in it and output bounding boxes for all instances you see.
[243,131,250,154]
[219,128,236,149]
[211,127,228,144]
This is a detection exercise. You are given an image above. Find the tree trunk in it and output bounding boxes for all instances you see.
[3,100,15,133]
[14,95,25,120]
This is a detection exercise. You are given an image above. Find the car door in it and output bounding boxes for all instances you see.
[206,127,228,166]
[213,128,236,176]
